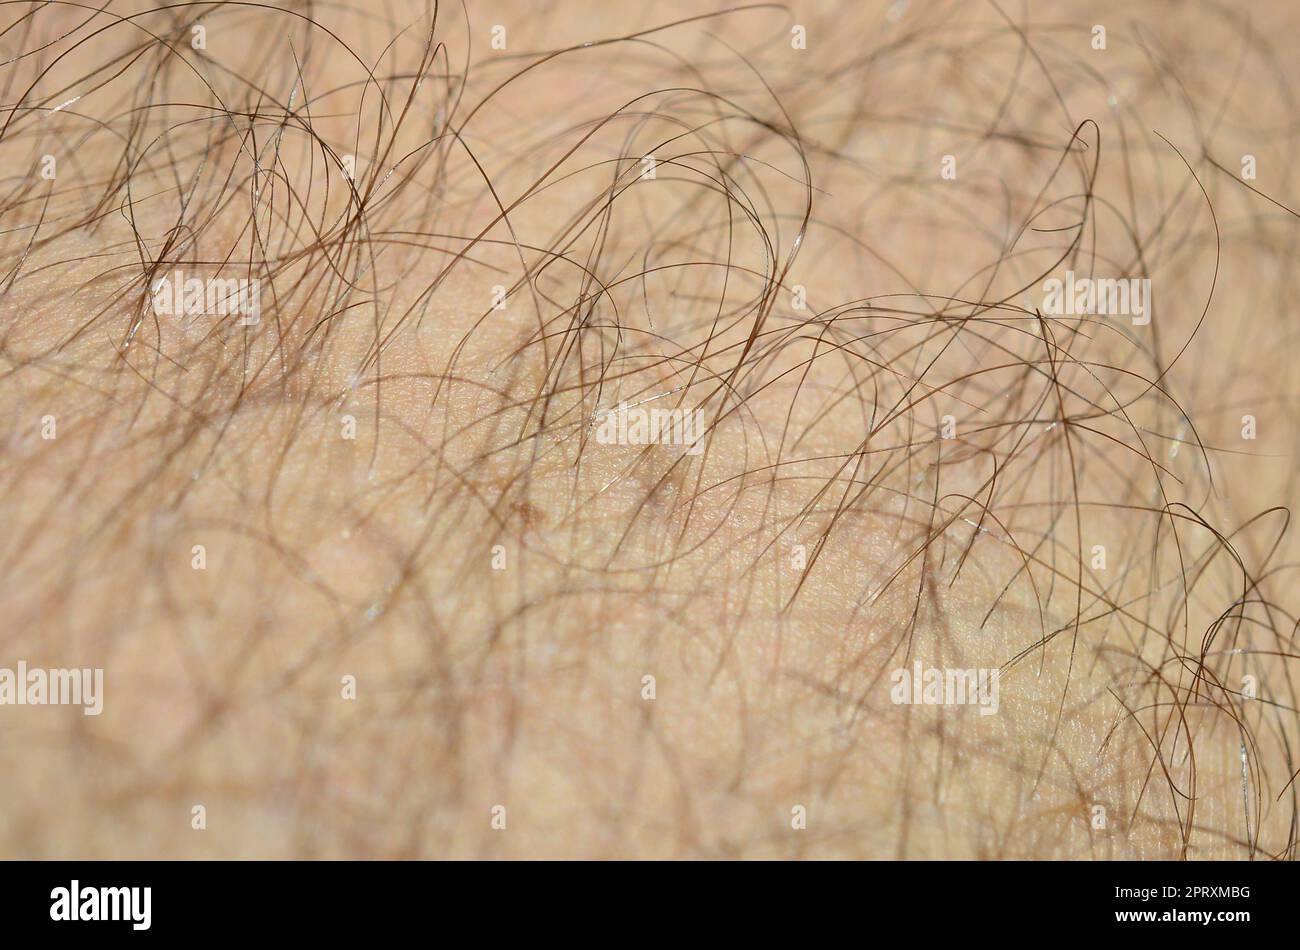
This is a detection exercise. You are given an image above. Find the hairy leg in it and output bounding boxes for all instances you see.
[2,0,1299,858]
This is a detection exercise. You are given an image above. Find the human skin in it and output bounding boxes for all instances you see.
[1,0,1299,859]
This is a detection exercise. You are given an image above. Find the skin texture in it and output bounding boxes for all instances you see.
[2,0,1300,859]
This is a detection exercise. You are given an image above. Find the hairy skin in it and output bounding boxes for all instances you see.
[2,0,1299,859]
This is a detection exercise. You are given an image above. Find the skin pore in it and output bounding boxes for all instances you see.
[2,0,1300,859]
